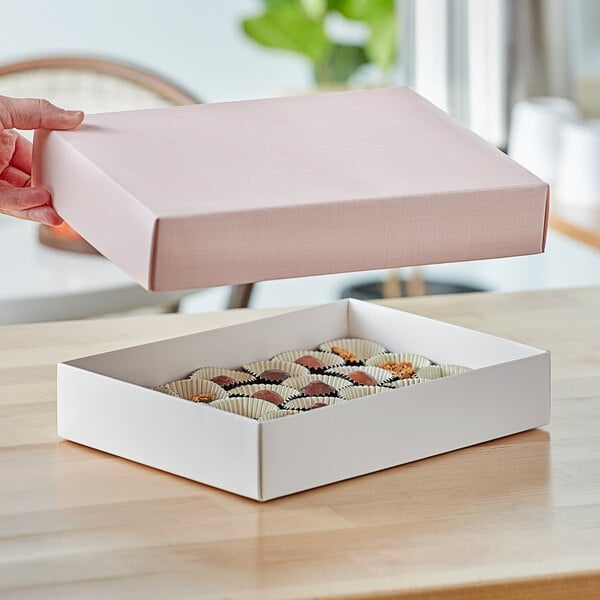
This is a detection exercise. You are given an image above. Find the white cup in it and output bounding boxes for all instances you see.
[555,119,600,208]
[508,97,580,184]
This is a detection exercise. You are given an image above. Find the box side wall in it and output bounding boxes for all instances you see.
[260,352,550,500]
[32,129,156,288]
[57,363,261,499]
[542,185,551,251]
[66,301,349,389]
[150,184,548,291]
[347,300,546,367]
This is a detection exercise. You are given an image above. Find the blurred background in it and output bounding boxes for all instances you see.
[1,0,600,323]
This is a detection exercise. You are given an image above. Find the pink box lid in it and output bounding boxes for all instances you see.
[33,87,549,291]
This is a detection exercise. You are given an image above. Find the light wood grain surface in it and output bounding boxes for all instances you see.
[1,288,600,600]
[550,202,600,250]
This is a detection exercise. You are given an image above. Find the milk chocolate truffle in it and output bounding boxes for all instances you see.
[294,355,326,370]
[299,381,337,396]
[307,402,327,410]
[259,369,291,383]
[211,375,238,388]
[346,370,379,386]
[252,390,284,405]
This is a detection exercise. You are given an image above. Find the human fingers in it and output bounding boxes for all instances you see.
[1,165,30,187]
[0,204,63,226]
[0,182,63,225]
[0,96,84,130]
[0,182,50,210]
[10,133,32,174]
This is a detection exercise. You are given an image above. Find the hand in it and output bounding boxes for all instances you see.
[0,96,84,226]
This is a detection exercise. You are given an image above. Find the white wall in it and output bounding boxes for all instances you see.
[0,0,312,103]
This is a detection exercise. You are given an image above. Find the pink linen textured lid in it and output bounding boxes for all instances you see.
[33,87,549,291]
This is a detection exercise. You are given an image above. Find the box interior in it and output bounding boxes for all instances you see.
[67,299,545,388]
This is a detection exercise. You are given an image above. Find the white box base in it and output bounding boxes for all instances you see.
[57,300,550,501]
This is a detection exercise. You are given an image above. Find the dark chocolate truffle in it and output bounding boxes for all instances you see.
[259,369,291,383]
[299,381,337,396]
[347,370,378,386]
[211,375,237,388]
[252,390,284,405]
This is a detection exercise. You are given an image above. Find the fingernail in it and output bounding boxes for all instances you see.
[65,110,84,118]
[45,214,64,226]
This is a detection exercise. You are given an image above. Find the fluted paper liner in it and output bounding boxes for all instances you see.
[327,365,395,385]
[283,396,345,410]
[366,352,432,371]
[339,386,390,400]
[242,360,309,382]
[319,338,388,363]
[416,365,472,380]
[154,378,228,402]
[284,374,353,396]
[228,383,300,402]
[258,409,299,421]
[383,377,425,388]
[211,397,279,419]
[189,367,254,388]
[271,350,345,372]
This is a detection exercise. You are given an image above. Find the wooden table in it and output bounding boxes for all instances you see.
[1,288,600,599]
[549,202,600,251]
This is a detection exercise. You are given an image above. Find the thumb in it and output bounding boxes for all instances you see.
[0,96,84,131]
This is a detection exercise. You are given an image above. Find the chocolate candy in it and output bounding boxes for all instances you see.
[379,361,415,379]
[330,346,359,362]
[299,381,337,396]
[347,370,378,386]
[190,393,214,403]
[252,390,284,405]
[259,369,290,383]
[307,402,327,410]
[294,355,326,370]
[211,375,237,388]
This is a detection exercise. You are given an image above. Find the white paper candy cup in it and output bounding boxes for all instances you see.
[228,384,300,403]
[416,365,472,380]
[271,350,345,372]
[210,397,279,419]
[383,377,425,388]
[154,378,228,402]
[258,409,299,421]
[326,365,395,385]
[242,360,309,382]
[284,374,353,396]
[366,353,432,375]
[153,385,179,398]
[283,396,345,410]
[339,386,390,400]
[318,338,388,363]
[189,367,255,388]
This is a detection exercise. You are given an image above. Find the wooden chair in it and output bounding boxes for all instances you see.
[0,56,253,309]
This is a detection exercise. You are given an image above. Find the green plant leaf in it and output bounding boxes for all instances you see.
[314,43,368,84]
[329,0,393,21]
[365,9,396,69]
[329,0,395,70]
[300,0,327,19]
[242,3,330,63]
